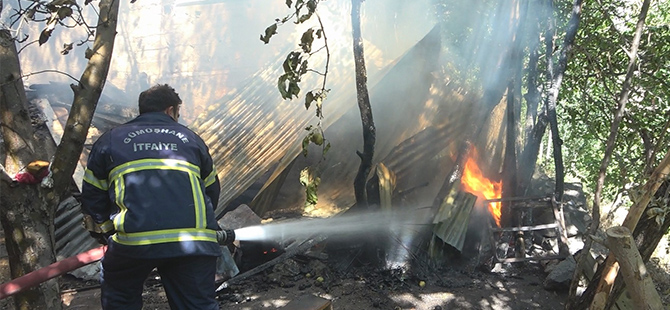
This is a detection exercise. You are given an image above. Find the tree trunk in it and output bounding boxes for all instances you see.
[604,226,663,309]
[518,2,543,196]
[581,1,651,309]
[605,179,670,309]
[501,0,524,232]
[350,0,380,265]
[351,0,375,209]
[0,29,61,310]
[519,0,581,201]
[47,0,120,202]
[0,0,119,307]
[543,0,583,205]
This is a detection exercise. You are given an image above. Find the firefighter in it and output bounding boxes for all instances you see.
[81,84,226,310]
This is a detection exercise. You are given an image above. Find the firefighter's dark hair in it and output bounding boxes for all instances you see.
[138,84,182,114]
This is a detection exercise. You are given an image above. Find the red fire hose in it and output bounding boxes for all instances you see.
[0,246,106,299]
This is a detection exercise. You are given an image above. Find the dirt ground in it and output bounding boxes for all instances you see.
[3,237,670,309]
[53,251,569,310]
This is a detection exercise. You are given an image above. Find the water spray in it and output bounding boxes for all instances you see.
[231,208,432,244]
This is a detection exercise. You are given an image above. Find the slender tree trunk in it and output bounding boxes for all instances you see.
[575,1,651,309]
[350,0,380,265]
[518,2,542,196]
[501,0,523,230]
[544,0,584,204]
[47,0,120,202]
[351,0,375,209]
[519,0,581,199]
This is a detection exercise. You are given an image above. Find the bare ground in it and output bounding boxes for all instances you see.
[4,241,670,309]
[53,252,570,310]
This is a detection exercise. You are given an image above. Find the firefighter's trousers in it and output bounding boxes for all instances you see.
[100,247,218,310]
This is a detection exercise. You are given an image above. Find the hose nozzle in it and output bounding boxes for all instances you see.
[216,229,235,245]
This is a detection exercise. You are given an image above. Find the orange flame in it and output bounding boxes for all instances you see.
[460,148,503,227]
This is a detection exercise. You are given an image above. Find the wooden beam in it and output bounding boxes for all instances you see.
[605,226,663,310]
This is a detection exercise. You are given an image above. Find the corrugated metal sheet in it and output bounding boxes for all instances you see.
[432,190,477,251]
[191,34,390,217]
[54,197,100,280]
[250,26,485,217]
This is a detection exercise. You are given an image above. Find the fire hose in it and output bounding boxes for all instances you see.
[0,246,106,300]
[0,229,235,300]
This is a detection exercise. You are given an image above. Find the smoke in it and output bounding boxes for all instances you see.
[4,0,554,216]
[6,0,436,121]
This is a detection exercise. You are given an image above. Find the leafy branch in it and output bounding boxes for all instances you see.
[7,0,98,54]
[261,0,331,209]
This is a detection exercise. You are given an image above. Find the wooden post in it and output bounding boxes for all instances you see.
[605,226,663,310]
[591,149,670,309]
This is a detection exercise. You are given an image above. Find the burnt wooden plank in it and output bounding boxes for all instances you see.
[490,223,559,232]
[280,294,333,310]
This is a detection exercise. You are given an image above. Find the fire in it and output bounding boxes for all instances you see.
[460,148,503,227]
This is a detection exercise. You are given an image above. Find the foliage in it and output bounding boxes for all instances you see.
[261,0,331,208]
[434,0,670,209]
[560,0,670,202]
[643,176,670,227]
[299,165,320,208]
[5,0,96,54]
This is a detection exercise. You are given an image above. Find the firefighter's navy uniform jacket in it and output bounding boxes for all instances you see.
[81,112,222,259]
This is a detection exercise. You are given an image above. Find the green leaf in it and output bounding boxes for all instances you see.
[300,167,320,207]
[297,12,313,23]
[310,131,323,145]
[84,47,94,59]
[277,74,292,99]
[299,60,308,75]
[285,0,292,8]
[315,95,323,118]
[299,28,314,53]
[260,24,278,44]
[39,28,54,46]
[26,7,37,20]
[282,52,301,74]
[57,6,73,20]
[301,135,310,156]
[306,0,317,12]
[60,43,73,55]
[288,80,300,98]
[323,141,331,157]
[305,91,314,110]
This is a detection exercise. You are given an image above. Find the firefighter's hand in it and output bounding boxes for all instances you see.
[89,231,114,245]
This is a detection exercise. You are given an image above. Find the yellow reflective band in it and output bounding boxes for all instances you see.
[203,168,217,187]
[190,173,206,228]
[99,220,114,233]
[112,228,217,246]
[83,169,108,190]
[114,178,128,233]
[109,158,200,182]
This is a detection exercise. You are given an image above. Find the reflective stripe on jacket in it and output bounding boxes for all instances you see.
[81,112,222,258]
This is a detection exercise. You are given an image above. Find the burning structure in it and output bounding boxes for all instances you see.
[7,0,591,291]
